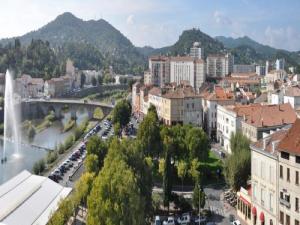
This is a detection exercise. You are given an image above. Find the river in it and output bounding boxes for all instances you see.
[0,108,89,184]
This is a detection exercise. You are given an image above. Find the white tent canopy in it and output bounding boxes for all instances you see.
[0,170,72,225]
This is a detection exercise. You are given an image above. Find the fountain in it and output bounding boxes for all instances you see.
[2,70,21,163]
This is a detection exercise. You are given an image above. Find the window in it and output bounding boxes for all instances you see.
[269,193,273,212]
[296,197,299,212]
[296,156,300,164]
[192,103,194,109]
[287,168,290,182]
[296,171,299,185]
[280,191,284,200]
[187,103,189,109]
[280,165,283,179]
[281,151,290,160]
[295,220,299,225]
[286,194,290,203]
[261,188,265,206]
[286,214,290,225]
[280,211,284,224]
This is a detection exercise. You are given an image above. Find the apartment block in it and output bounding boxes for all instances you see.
[206,53,234,78]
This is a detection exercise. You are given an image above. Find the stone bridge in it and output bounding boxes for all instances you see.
[20,99,114,120]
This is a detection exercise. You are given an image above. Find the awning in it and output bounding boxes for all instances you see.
[252,206,257,216]
[260,212,265,222]
[239,196,251,206]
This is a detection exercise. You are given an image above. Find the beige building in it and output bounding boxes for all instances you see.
[44,75,73,97]
[237,186,252,225]
[265,70,287,83]
[14,74,44,98]
[277,119,300,225]
[251,128,289,225]
[148,56,170,87]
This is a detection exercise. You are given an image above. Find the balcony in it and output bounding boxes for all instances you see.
[279,198,291,208]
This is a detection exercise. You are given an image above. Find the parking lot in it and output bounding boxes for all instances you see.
[47,116,139,187]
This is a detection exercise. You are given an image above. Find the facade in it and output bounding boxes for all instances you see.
[251,128,289,225]
[237,186,253,225]
[256,66,266,76]
[276,59,285,71]
[131,83,203,126]
[82,70,102,85]
[233,64,256,74]
[170,56,205,91]
[0,73,4,95]
[190,42,203,59]
[14,74,44,98]
[283,86,300,109]
[148,56,170,87]
[202,86,235,140]
[44,75,73,97]
[265,70,287,83]
[277,119,300,225]
[206,53,234,78]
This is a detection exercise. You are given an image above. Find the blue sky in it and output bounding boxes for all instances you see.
[1,0,300,51]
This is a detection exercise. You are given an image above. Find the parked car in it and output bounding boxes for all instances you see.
[231,220,241,225]
[177,213,191,225]
[154,216,162,225]
[194,216,206,224]
[167,217,176,225]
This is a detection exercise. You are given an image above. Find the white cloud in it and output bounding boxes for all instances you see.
[264,26,300,51]
[126,14,134,25]
[213,10,232,26]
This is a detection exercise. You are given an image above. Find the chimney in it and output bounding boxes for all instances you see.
[272,141,279,153]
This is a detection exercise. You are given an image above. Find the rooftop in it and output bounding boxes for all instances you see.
[203,86,234,101]
[278,119,300,155]
[0,170,71,225]
[227,103,297,128]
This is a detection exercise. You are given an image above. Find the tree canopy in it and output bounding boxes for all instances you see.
[112,100,131,127]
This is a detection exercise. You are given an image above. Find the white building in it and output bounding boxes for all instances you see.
[14,74,44,98]
[0,170,71,225]
[170,56,205,91]
[265,70,287,83]
[190,42,203,59]
[206,53,234,78]
[82,70,102,85]
[276,58,285,70]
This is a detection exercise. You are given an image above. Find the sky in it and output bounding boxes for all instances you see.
[0,0,300,51]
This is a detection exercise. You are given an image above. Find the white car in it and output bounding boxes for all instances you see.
[232,220,241,225]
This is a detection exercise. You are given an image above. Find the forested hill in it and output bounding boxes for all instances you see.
[0,12,146,75]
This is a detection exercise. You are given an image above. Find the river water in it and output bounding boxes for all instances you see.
[0,109,88,184]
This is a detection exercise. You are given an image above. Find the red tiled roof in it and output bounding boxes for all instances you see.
[229,103,296,128]
[252,129,289,155]
[278,119,300,154]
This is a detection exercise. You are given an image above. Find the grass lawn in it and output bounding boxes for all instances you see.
[200,150,224,185]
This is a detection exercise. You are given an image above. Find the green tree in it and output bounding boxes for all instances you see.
[230,131,250,154]
[91,76,97,86]
[86,135,107,169]
[177,160,188,191]
[189,158,200,183]
[85,154,100,174]
[97,75,103,85]
[87,156,144,225]
[185,127,209,161]
[137,109,161,157]
[224,149,251,191]
[113,122,121,137]
[192,182,206,212]
[80,72,86,88]
[112,100,131,127]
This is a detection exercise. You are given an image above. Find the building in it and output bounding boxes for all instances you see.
[283,86,300,109]
[217,103,296,153]
[132,83,203,126]
[148,56,170,87]
[241,103,297,142]
[206,53,234,78]
[219,73,261,92]
[170,56,205,91]
[14,74,44,98]
[237,186,252,225]
[0,170,71,225]
[143,71,152,85]
[256,65,266,76]
[276,58,285,70]
[190,42,203,59]
[82,70,102,85]
[44,75,73,97]
[250,128,289,225]
[277,119,300,225]
[233,64,256,74]
[66,59,80,88]
[265,70,287,83]
[202,86,235,140]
